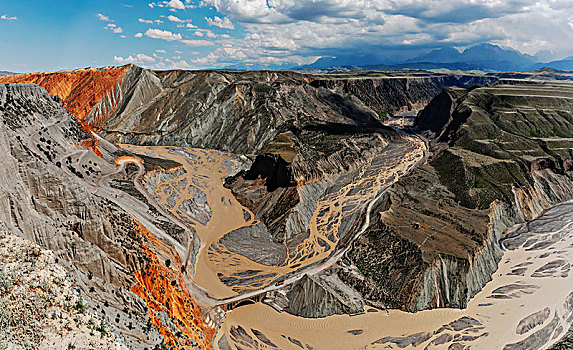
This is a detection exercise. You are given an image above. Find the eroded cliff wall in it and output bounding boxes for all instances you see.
[337,82,573,312]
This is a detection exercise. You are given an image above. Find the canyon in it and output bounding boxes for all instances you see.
[0,66,571,349]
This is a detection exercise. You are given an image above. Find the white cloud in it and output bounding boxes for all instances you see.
[134,32,143,38]
[115,52,198,69]
[106,23,123,34]
[114,53,156,64]
[145,28,183,41]
[1,14,18,21]
[148,0,193,10]
[139,18,164,24]
[191,52,219,65]
[168,15,184,22]
[205,16,234,29]
[180,39,215,46]
[166,0,185,10]
[167,15,193,23]
[96,13,111,22]
[143,27,214,46]
[156,49,167,53]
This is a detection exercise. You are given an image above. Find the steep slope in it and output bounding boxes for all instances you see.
[99,69,400,154]
[0,66,128,127]
[335,82,573,311]
[0,84,215,349]
[24,67,494,156]
[0,231,122,349]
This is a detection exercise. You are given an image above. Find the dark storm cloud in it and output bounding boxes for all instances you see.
[195,0,573,68]
[383,0,531,24]
[278,0,366,22]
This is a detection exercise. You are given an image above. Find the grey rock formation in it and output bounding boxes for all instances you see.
[285,271,364,318]
[329,82,573,313]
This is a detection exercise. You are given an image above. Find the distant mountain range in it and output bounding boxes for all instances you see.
[0,71,14,77]
[297,44,573,72]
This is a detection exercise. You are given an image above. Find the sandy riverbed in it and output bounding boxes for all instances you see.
[120,135,425,301]
[216,200,573,349]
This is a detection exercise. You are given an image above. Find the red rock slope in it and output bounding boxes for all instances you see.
[0,66,127,128]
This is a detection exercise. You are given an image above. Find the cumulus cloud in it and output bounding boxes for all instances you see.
[168,15,185,22]
[106,23,123,33]
[205,16,234,29]
[134,32,143,38]
[180,39,215,46]
[105,23,124,34]
[145,28,183,41]
[194,28,218,38]
[143,27,214,46]
[96,13,111,22]
[383,0,531,24]
[114,53,156,64]
[149,0,193,10]
[167,15,193,23]
[115,51,198,69]
[1,14,18,21]
[166,0,185,9]
[139,18,163,24]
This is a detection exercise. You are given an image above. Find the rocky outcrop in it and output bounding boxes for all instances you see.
[99,69,392,155]
[244,154,294,191]
[0,66,128,124]
[285,272,364,318]
[333,82,573,313]
[219,222,285,266]
[9,67,495,159]
[0,231,123,349]
[284,180,331,241]
[309,73,497,116]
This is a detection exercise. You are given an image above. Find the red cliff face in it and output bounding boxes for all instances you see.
[0,66,127,126]
[131,220,215,350]
[0,66,129,157]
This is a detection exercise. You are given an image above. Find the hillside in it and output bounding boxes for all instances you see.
[0,67,571,349]
[338,82,573,311]
[0,231,122,349]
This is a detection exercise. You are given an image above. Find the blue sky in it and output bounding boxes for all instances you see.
[1,0,572,72]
